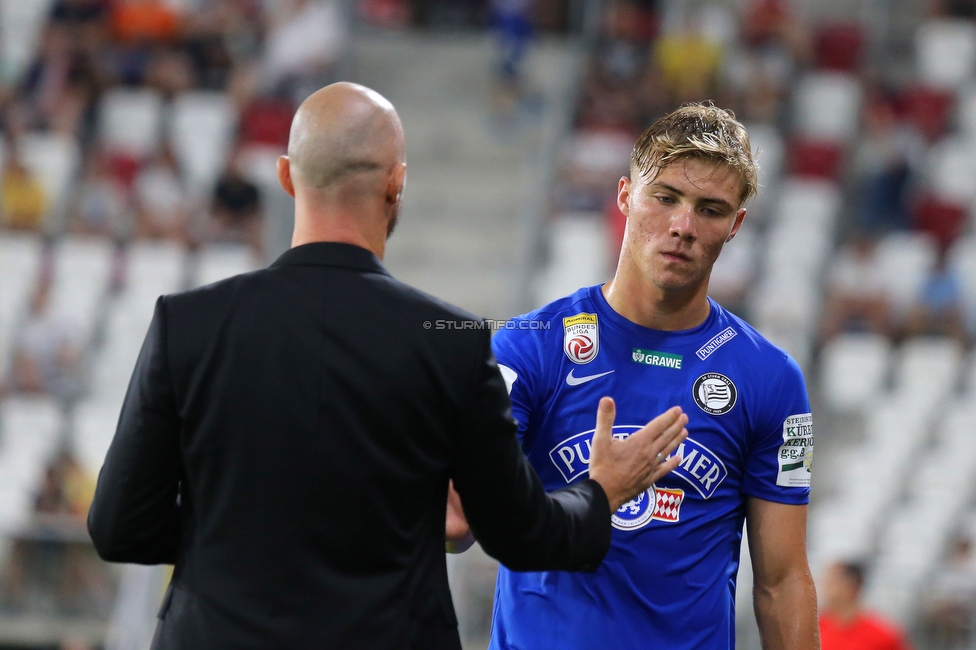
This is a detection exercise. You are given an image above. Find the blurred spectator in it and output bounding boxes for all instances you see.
[262,0,347,102]
[133,147,189,242]
[68,149,129,236]
[110,0,180,45]
[819,561,913,650]
[852,95,924,234]
[210,152,262,252]
[554,130,632,212]
[1,154,48,231]
[819,233,891,340]
[144,46,195,96]
[905,246,968,343]
[653,9,723,104]
[920,536,976,649]
[11,282,81,398]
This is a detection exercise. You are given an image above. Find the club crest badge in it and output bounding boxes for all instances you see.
[563,313,599,364]
[693,372,737,415]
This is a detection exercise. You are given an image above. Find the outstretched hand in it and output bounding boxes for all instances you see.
[588,397,688,512]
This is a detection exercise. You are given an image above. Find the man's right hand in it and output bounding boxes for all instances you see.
[588,397,688,512]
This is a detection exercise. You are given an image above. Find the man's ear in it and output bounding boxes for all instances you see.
[617,177,631,218]
[726,208,746,242]
[387,162,406,206]
[277,156,295,198]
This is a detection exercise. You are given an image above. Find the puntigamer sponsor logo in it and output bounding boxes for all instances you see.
[549,426,727,499]
[695,327,737,361]
[632,348,683,369]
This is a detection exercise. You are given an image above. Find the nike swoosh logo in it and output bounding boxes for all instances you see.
[566,369,615,386]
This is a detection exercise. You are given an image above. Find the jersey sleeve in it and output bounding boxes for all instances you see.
[741,354,813,504]
[491,321,542,448]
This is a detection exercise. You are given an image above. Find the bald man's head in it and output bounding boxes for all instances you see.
[287,82,405,190]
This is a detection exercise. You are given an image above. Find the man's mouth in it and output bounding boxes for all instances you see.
[660,250,691,262]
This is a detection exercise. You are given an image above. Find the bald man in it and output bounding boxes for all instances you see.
[87,83,687,650]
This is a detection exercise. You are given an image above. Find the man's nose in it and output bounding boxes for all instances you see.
[669,204,697,241]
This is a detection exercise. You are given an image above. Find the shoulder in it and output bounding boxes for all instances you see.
[493,286,597,357]
[714,304,803,381]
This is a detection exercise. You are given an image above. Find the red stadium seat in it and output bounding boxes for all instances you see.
[814,23,865,71]
[787,138,843,180]
[912,192,967,248]
[897,85,955,141]
[240,98,296,150]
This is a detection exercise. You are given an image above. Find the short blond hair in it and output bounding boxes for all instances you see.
[631,102,759,206]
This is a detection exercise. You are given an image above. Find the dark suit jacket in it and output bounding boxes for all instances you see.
[88,242,611,650]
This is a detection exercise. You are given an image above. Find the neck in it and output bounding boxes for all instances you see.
[290,193,389,259]
[602,251,711,331]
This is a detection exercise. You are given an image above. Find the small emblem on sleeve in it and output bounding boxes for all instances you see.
[777,413,813,487]
[498,365,518,395]
[693,373,737,415]
[563,313,599,364]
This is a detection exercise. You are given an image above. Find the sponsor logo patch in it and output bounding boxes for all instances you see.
[695,327,738,360]
[776,413,813,488]
[693,372,737,415]
[612,489,653,530]
[651,487,685,522]
[563,313,599,364]
[632,348,683,369]
[549,427,726,499]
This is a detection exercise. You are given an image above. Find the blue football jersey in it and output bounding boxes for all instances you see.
[488,285,813,650]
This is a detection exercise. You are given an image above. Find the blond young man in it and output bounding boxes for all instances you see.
[450,103,819,649]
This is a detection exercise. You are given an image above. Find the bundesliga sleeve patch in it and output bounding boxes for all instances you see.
[776,413,814,487]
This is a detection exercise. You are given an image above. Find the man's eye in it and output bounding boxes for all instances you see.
[657,196,675,204]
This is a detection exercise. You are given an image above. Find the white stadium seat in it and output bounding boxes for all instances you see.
[916,19,976,89]
[876,231,938,317]
[891,337,964,410]
[0,0,54,83]
[535,214,611,307]
[925,135,976,204]
[193,244,259,288]
[820,333,891,412]
[772,179,841,230]
[793,72,863,141]
[169,91,239,194]
[18,131,81,221]
[98,88,165,158]
[50,237,115,344]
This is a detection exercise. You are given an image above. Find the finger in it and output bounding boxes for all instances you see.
[646,413,689,457]
[591,396,616,451]
[632,406,683,443]
[655,426,688,462]
[648,452,683,484]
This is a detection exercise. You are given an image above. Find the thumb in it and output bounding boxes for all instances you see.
[591,396,616,455]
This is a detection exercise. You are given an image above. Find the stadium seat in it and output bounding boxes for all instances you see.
[911,193,967,249]
[73,401,123,478]
[742,123,784,221]
[924,136,976,205]
[50,237,115,344]
[897,85,955,142]
[948,235,976,321]
[0,234,42,377]
[98,88,165,159]
[814,22,865,72]
[875,231,938,316]
[916,19,976,89]
[18,131,81,222]
[240,98,295,150]
[793,72,863,141]
[787,139,844,180]
[193,244,259,288]
[169,91,239,194]
[0,397,63,530]
[535,214,611,307]
[820,333,891,412]
[771,178,841,228]
[891,337,964,410]
[957,83,976,139]
[0,0,54,83]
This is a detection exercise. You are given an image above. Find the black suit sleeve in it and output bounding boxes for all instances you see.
[87,297,183,564]
[450,329,611,572]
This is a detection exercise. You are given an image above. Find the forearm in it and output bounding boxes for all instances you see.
[754,568,820,650]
